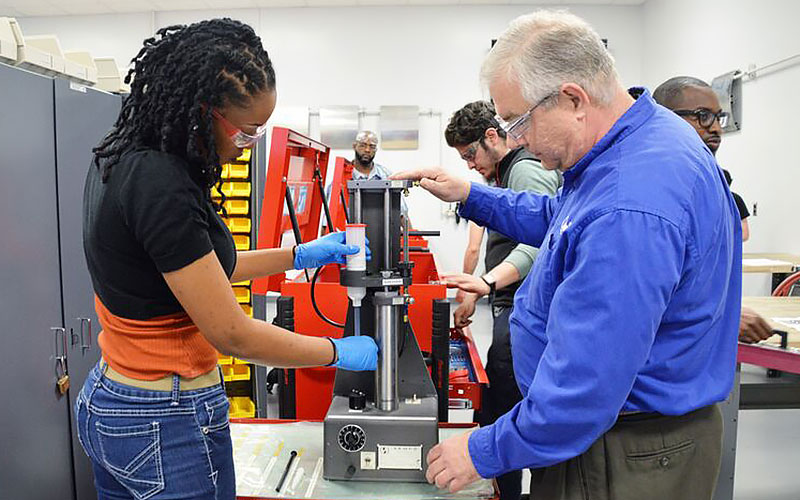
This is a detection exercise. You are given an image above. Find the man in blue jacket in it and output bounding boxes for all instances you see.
[395,10,740,500]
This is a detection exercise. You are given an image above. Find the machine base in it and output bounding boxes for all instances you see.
[323,394,438,482]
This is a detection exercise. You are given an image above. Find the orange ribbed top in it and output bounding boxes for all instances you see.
[95,295,218,380]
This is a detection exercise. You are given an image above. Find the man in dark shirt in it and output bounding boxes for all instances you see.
[443,100,560,500]
[653,77,750,239]
[654,77,772,343]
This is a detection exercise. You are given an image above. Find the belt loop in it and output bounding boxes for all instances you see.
[87,361,104,402]
[170,374,180,406]
[95,360,108,388]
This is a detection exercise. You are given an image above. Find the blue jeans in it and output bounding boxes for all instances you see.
[75,363,235,500]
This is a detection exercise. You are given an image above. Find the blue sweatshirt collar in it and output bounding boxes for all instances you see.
[563,87,655,187]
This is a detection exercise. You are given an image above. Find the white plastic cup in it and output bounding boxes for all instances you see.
[345,224,367,271]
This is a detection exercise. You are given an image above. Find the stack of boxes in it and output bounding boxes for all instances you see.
[216,148,256,419]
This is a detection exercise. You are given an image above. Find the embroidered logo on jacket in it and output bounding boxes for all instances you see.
[560,216,572,234]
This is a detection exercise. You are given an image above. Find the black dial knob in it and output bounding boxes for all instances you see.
[337,424,366,452]
[349,389,366,410]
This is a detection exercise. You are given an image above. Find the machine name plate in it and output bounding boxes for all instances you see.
[381,278,404,286]
[377,445,423,470]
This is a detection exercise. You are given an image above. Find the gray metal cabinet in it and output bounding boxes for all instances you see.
[0,63,75,499]
[54,78,121,500]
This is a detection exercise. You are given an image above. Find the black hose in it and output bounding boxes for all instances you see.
[340,189,350,224]
[399,311,410,357]
[310,265,345,329]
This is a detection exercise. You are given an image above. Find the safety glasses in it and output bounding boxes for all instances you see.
[212,109,268,148]
[459,140,481,163]
[494,91,558,142]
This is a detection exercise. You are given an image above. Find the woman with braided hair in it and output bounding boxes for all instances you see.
[75,18,377,499]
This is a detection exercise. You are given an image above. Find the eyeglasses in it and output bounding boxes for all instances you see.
[212,109,268,148]
[494,91,558,142]
[673,108,729,129]
[459,140,481,163]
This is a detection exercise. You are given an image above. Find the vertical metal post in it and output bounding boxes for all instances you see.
[713,364,741,500]
[383,188,391,270]
[403,212,410,264]
[354,186,362,224]
[374,292,399,412]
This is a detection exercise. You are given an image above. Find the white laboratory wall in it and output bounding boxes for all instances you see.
[642,0,800,295]
[15,12,153,70]
[16,4,643,274]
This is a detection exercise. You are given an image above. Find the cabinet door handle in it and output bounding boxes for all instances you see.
[78,317,92,352]
[51,327,67,377]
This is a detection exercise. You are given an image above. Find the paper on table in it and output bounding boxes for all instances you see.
[771,317,800,333]
[742,258,793,268]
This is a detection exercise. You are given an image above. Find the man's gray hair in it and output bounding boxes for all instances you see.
[482,10,620,107]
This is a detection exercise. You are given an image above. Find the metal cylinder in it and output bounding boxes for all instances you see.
[374,292,399,412]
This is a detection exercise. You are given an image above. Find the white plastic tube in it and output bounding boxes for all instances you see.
[345,224,367,308]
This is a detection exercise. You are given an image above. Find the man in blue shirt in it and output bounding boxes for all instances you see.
[444,100,561,500]
[395,10,740,500]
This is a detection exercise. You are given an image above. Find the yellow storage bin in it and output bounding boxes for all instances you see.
[221,182,251,198]
[232,280,251,287]
[223,217,251,234]
[223,199,249,216]
[236,149,252,162]
[228,396,255,418]
[221,164,230,179]
[218,354,234,365]
[233,286,251,304]
[233,357,250,365]
[221,364,251,382]
[233,235,250,251]
[240,304,253,317]
[226,162,249,179]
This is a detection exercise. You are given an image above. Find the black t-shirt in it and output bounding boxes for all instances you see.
[732,191,750,220]
[83,149,236,320]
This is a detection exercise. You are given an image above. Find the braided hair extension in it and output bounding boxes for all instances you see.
[92,18,275,206]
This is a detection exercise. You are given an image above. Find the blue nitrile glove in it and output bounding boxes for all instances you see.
[293,232,371,269]
[330,336,378,371]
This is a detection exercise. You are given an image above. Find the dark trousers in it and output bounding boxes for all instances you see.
[530,404,723,500]
[475,305,524,500]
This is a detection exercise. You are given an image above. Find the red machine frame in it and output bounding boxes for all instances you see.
[253,127,331,295]
[253,128,486,420]
[325,156,353,232]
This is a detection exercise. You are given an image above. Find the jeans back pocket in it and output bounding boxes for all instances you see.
[96,421,165,500]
